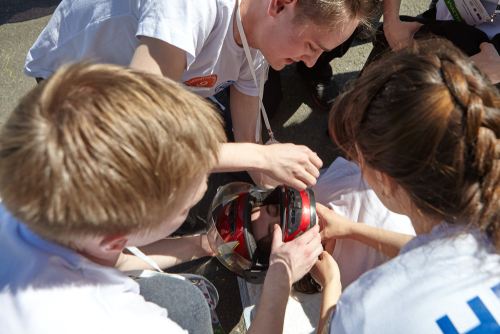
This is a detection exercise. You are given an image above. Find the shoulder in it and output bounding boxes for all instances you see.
[141,0,232,25]
[332,226,500,333]
[0,283,185,333]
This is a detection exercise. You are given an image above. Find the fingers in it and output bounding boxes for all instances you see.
[298,224,320,245]
[295,172,316,189]
[271,224,284,252]
[479,42,498,56]
[410,21,423,33]
[316,202,332,218]
[307,150,323,169]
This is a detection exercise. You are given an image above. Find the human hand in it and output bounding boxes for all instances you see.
[384,20,422,50]
[310,251,341,288]
[269,224,323,288]
[260,143,323,190]
[316,203,355,242]
[470,42,500,84]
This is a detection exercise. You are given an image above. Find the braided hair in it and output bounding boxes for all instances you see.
[330,38,500,247]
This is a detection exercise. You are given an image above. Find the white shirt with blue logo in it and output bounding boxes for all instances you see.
[326,222,500,334]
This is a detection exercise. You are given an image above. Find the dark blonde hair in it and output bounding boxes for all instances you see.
[0,63,226,246]
[330,39,500,247]
[294,0,379,29]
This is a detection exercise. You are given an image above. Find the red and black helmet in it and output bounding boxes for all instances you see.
[207,182,316,284]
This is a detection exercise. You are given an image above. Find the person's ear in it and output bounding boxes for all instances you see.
[267,0,296,18]
[99,233,130,253]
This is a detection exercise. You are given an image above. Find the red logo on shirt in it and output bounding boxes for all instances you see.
[184,75,218,88]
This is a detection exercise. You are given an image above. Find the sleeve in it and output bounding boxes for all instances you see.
[136,0,217,69]
[233,51,269,97]
[325,307,349,334]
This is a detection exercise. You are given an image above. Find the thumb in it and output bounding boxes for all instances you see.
[271,224,284,252]
[316,202,328,215]
[479,42,492,50]
[410,21,423,33]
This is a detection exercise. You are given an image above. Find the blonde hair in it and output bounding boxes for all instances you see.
[294,0,379,29]
[0,63,226,246]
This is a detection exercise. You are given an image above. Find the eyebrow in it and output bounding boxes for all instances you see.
[316,42,333,53]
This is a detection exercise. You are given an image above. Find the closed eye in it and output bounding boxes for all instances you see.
[266,204,279,217]
[308,43,317,52]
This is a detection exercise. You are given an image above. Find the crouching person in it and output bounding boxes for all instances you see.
[0,63,226,334]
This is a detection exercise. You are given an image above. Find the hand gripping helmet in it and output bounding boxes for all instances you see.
[206,182,316,284]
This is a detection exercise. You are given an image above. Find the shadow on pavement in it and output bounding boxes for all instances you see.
[1,0,61,25]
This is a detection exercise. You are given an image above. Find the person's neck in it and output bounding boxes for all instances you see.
[406,209,442,235]
[77,246,121,268]
[233,0,257,48]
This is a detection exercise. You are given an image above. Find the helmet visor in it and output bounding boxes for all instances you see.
[206,182,255,277]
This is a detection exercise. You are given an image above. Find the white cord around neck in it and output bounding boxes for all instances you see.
[236,0,276,143]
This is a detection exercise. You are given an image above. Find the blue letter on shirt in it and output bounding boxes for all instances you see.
[437,296,500,334]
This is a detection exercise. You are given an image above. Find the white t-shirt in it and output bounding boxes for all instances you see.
[436,0,500,39]
[0,206,186,334]
[313,157,415,289]
[24,0,267,98]
[325,222,500,334]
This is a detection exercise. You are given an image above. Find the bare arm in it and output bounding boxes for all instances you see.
[317,203,414,258]
[228,85,274,187]
[116,234,213,272]
[310,251,342,334]
[248,224,323,334]
[213,142,322,189]
[382,0,422,50]
[129,36,186,81]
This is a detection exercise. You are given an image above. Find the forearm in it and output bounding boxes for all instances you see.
[247,264,291,334]
[212,143,267,173]
[347,223,414,258]
[382,0,402,24]
[229,86,281,188]
[116,235,213,271]
[316,283,341,334]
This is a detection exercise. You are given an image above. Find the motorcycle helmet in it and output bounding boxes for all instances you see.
[206,182,316,284]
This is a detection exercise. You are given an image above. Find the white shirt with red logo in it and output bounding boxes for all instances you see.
[24,0,267,98]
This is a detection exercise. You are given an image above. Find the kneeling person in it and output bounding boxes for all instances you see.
[0,63,225,333]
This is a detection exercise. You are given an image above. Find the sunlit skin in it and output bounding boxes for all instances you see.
[233,0,360,71]
[251,204,281,241]
[127,174,209,247]
[258,20,359,71]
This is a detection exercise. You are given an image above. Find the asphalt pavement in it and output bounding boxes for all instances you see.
[0,0,428,332]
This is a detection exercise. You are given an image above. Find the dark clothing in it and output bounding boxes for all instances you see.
[138,275,213,334]
[366,9,500,69]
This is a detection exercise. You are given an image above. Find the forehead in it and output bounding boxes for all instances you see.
[298,19,359,50]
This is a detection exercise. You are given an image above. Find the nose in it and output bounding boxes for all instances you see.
[301,50,323,68]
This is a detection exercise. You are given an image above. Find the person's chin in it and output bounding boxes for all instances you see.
[269,60,286,71]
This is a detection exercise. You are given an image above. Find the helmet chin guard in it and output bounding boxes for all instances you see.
[207,182,316,284]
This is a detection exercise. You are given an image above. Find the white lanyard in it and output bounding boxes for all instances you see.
[236,0,278,144]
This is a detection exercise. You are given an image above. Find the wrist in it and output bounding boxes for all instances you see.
[323,279,342,301]
[343,218,357,238]
[267,261,293,292]
[383,16,401,27]
[253,143,267,172]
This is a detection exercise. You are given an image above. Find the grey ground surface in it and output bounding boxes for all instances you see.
[0,0,427,333]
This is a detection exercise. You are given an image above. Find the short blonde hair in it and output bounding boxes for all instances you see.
[294,0,378,29]
[0,63,225,246]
